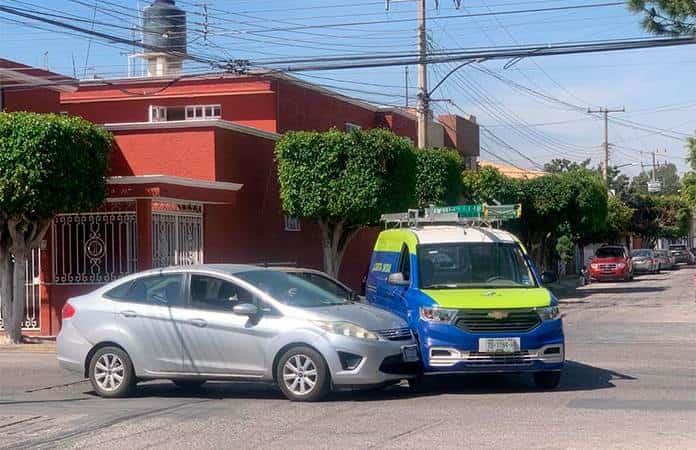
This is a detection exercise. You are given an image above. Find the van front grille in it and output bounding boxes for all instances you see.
[455,310,541,333]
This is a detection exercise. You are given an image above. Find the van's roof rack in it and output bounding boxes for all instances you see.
[380,204,521,229]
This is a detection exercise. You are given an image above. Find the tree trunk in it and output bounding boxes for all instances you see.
[5,249,25,344]
[318,219,361,279]
[3,217,51,344]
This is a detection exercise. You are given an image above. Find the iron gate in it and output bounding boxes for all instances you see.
[0,248,42,331]
[152,203,203,268]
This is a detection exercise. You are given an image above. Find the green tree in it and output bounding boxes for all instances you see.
[414,148,464,208]
[543,158,591,174]
[628,0,696,35]
[461,166,521,204]
[630,163,681,195]
[0,112,112,343]
[276,128,416,277]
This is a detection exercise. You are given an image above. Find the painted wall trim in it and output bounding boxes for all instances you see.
[104,119,280,141]
[107,174,243,191]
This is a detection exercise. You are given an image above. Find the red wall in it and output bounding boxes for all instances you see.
[62,78,277,132]
[111,128,217,179]
[275,80,378,133]
[3,88,61,113]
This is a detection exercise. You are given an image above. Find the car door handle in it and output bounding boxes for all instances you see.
[189,318,207,328]
[120,310,137,318]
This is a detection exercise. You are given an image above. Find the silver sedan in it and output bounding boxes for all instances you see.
[57,265,419,402]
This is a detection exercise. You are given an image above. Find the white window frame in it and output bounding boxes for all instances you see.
[149,105,167,122]
[284,215,301,232]
[185,104,222,121]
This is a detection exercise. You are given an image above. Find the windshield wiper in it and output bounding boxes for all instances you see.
[422,283,464,289]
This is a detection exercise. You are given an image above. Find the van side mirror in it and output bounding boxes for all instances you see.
[387,272,410,286]
[541,271,557,284]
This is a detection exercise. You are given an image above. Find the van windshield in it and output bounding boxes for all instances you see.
[417,243,536,289]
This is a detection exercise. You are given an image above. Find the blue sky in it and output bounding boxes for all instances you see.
[1,0,693,176]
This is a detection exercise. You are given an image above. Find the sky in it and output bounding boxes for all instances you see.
[1,0,694,176]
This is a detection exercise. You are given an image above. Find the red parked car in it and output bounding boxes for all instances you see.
[589,245,633,282]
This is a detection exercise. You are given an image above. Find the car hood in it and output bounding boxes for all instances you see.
[592,257,626,264]
[422,287,552,309]
[299,303,406,330]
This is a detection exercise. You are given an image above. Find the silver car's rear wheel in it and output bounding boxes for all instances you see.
[89,346,135,398]
[276,346,330,402]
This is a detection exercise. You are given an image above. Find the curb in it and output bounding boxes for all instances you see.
[0,344,56,353]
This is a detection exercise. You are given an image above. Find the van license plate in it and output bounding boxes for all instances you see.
[479,338,521,354]
[401,345,419,362]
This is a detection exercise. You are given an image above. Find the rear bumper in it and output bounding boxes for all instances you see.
[417,318,564,374]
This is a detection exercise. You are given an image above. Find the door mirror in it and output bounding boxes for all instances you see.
[387,272,410,286]
[232,303,259,317]
[541,271,557,284]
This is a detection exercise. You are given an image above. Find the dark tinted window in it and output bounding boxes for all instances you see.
[105,274,183,306]
[595,247,625,258]
[189,275,254,312]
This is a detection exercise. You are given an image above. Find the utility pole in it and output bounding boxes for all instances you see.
[416,0,428,149]
[404,66,409,108]
[652,150,657,182]
[588,106,625,183]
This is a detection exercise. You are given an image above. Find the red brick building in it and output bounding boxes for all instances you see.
[3,60,479,336]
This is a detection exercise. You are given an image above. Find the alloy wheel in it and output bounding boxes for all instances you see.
[94,353,125,392]
[282,354,318,396]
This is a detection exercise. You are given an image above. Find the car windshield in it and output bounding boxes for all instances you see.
[596,247,624,258]
[631,250,652,257]
[417,242,536,289]
[235,270,349,308]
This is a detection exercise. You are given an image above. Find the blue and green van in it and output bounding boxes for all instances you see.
[365,224,565,388]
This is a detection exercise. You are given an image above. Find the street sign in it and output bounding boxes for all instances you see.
[647,181,662,193]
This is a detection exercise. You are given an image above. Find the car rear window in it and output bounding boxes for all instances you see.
[595,248,624,258]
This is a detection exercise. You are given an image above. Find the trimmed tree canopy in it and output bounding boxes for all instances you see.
[276,128,416,276]
[414,147,464,208]
[0,112,112,219]
[276,128,416,226]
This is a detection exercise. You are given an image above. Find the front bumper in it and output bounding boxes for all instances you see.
[418,318,564,374]
[589,267,628,280]
[326,335,420,386]
[632,261,654,272]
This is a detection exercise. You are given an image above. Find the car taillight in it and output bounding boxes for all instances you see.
[62,302,76,320]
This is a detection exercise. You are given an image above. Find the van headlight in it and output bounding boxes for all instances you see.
[312,320,379,341]
[536,306,560,321]
[420,307,458,323]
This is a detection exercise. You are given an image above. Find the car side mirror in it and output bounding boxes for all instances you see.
[387,272,410,286]
[541,271,557,284]
[233,303,259,317]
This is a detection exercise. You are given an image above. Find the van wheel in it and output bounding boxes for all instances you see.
[533,371,561,389]
[276,346,330,402]
[88,346,135,398]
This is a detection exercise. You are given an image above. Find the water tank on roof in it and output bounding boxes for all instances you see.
[142,0,187,77]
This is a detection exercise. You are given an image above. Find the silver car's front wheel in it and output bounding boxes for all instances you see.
[283,354,318,396]
[89,346,134,398]
[277,346,330,402]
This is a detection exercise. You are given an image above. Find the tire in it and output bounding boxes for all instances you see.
[533,371,561,389]
[172,379,206,389]
[88,346,135,398]
[276,346,330,402]
[407,373,427,393]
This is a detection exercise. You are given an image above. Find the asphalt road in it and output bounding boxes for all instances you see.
[1,266,695,449]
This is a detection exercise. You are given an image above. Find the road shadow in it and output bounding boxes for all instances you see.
[82,360,633,402]
[334,360,634,401]
[555,285,666,300]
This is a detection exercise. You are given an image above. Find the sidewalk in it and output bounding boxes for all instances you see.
[0,336,56,353]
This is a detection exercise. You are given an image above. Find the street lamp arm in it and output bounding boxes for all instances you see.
[428,59,484,97]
